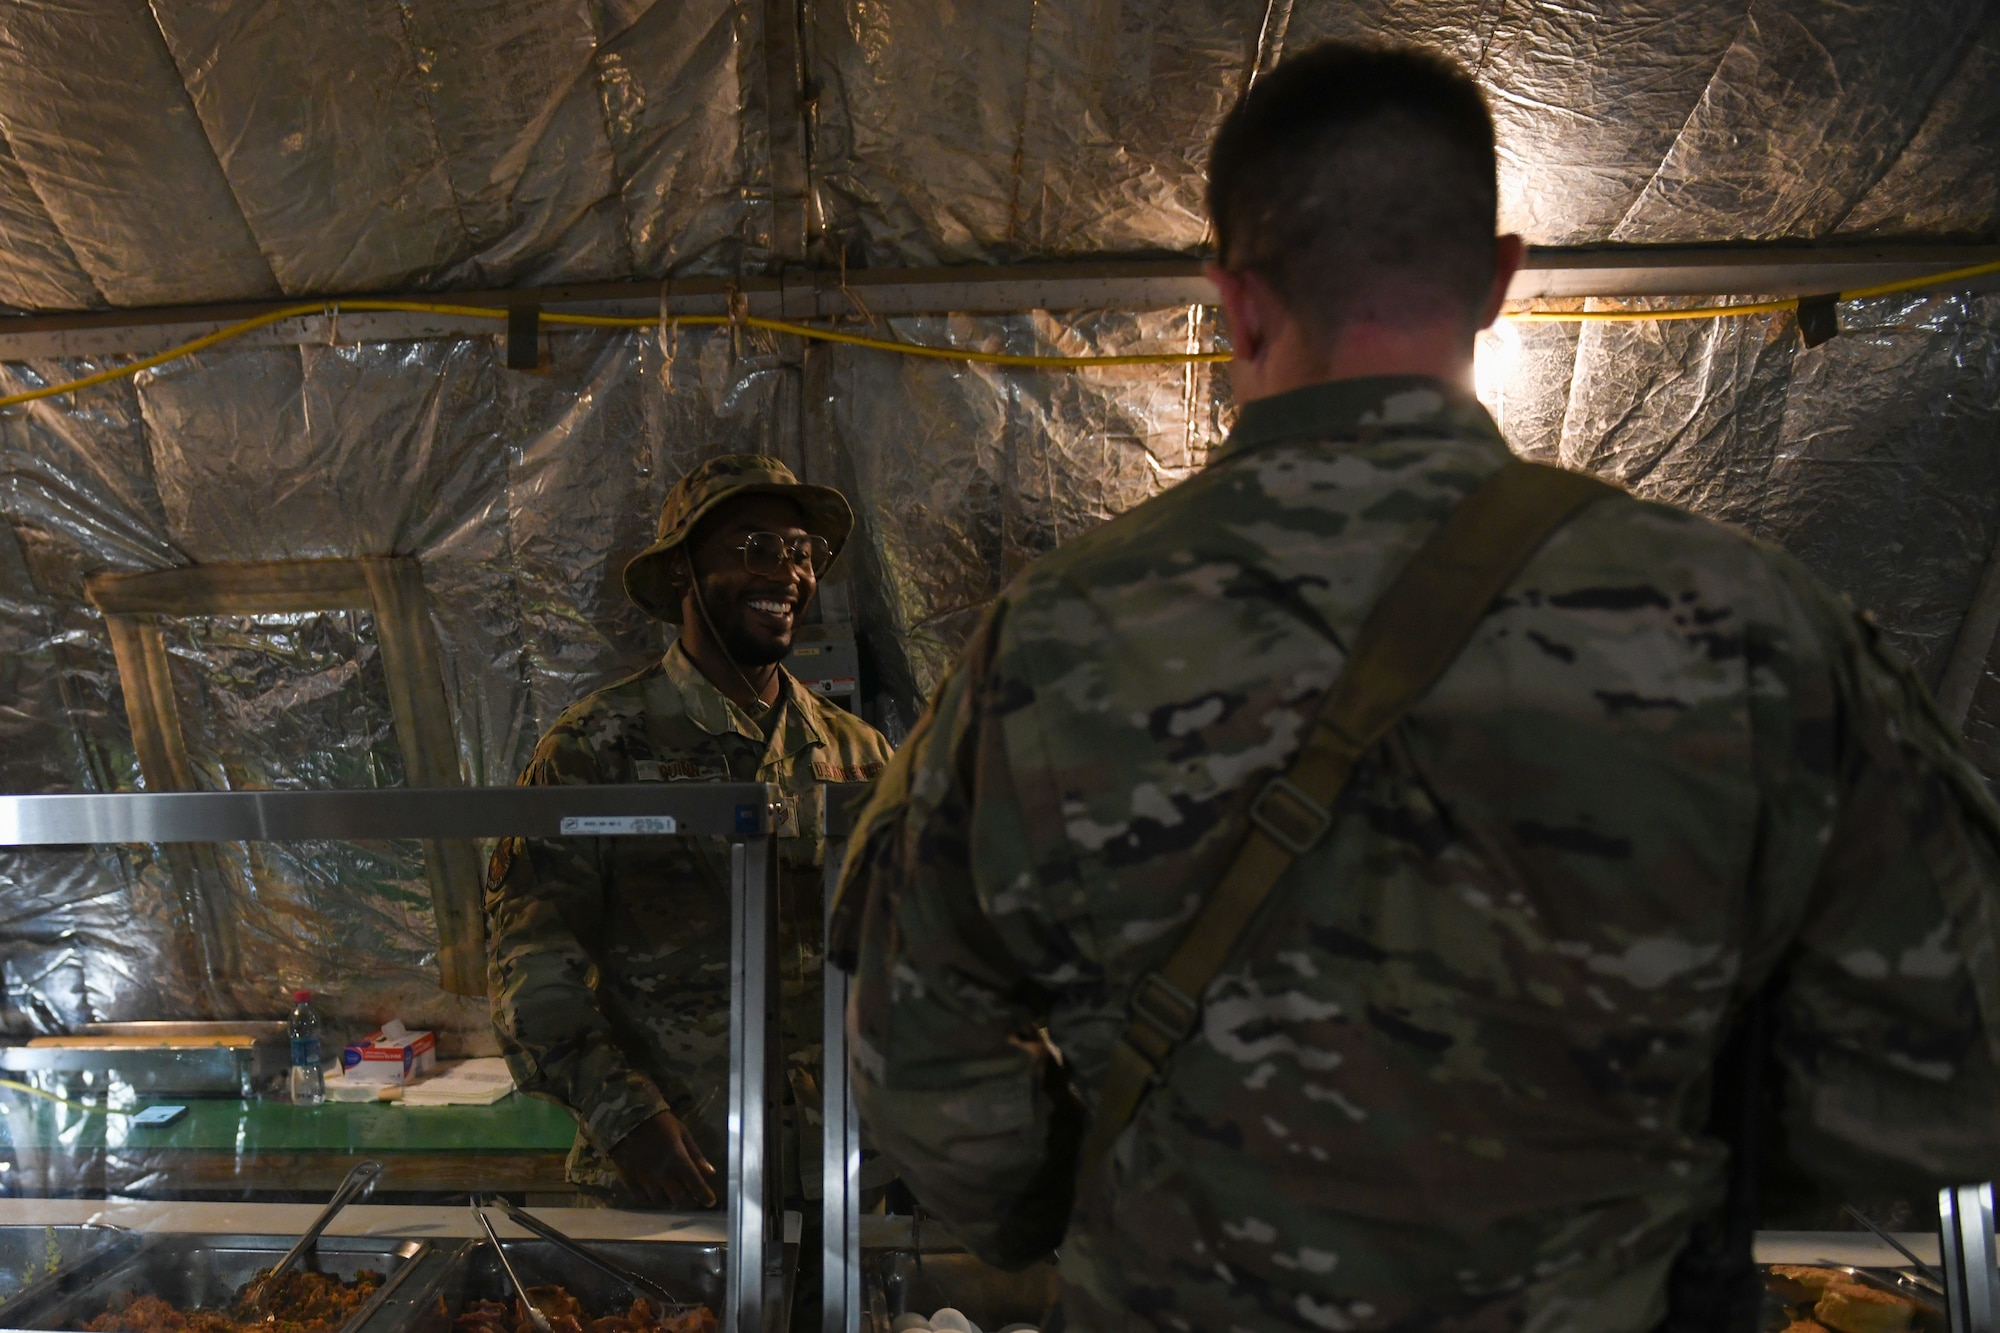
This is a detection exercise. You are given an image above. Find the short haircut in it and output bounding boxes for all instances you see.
[1207,41,1499,340]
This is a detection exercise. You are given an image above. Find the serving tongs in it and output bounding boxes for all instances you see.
[481,1194,691,1312]
[472,1200,555,1333]
[1839,1204,1948,1312]
[241,1158,385,1315]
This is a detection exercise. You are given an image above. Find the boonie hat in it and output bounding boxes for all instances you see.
[622,454,855,623]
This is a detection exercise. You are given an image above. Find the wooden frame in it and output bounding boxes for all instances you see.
[85,558,486,996]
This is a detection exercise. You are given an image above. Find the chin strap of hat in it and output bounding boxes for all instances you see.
[686,551,779,708]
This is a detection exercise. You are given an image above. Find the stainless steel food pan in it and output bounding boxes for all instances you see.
[1761,1261,1944,1329]
[0,1228,132,1306]
[0,1233,428,1332]
[0,1023,290,1098]
[395,1239,727,1333]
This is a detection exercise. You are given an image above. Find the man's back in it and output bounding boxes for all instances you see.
[845,377,2000,1331]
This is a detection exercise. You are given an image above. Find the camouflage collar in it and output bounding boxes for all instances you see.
[769,669,837,761]
[1214,374,1504,462]
[660,639,829,758]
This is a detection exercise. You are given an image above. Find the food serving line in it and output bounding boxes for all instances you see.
[5,785,2000,1333]
[0,783,863,1333]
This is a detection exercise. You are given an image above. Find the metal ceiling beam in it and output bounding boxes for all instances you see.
[1509,244,2000,299]
[0,244,1993,362]
[761,0,810,266]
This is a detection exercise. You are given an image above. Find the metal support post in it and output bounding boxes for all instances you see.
[728,834,783,1333]
[821,818,862,1333]
[1942,1182,1999,1333]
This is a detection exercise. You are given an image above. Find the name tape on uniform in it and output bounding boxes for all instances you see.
[558,815,679,836]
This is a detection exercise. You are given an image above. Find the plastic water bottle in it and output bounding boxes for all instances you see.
[288,990,325,1106]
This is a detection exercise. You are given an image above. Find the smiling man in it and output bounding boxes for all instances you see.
[488,454,891,1208]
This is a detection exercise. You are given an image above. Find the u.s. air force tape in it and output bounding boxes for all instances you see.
[558,815,678,835]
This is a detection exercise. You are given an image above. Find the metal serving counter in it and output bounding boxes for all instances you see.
[0,1204,784,1333]
[0,783,835,1333]
[0,1204,1973,1333]
[12,786,2000,1333]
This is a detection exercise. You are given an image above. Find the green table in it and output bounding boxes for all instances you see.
[0,1093,577,1197]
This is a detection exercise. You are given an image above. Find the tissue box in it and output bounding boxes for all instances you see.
[340,1021,436,1084]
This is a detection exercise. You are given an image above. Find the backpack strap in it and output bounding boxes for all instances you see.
[1078,459,1619,1177]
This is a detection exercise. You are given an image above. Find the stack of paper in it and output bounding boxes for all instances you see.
[400,1057,516,1106]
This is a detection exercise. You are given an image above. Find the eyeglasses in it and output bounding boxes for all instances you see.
[725,531,833,577]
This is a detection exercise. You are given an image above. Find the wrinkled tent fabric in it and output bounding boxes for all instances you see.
[0,0,1996,1052]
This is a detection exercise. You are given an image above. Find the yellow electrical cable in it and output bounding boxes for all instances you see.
[530,307,1232,366]
[0,254,1994,410]
[0,1077,134,1116]
[1840,254,2000,300]
[1507,297,1800,324]
[0,302,325,409]
[1505,255,2000,324]
[743,315,1234,367]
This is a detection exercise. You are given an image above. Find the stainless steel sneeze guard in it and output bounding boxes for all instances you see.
[0,785,777,845]
[0,784,783,1333]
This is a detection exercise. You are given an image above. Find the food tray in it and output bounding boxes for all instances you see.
[399,1239,727,1333]
[0,1233,428,1332]
[1762,1261,1944,1331]
[0,1022,289,1097]
[0,1229,132,1306]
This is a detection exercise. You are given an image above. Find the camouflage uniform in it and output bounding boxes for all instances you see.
[840,376,2000,1331]
[490,454,892,1194]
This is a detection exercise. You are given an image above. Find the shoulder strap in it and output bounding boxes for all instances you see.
[1078,459,1619,1176]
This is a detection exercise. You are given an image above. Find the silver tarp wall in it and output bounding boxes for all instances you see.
[0,0,1997,1046]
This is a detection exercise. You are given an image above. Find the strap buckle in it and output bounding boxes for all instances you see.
[1125,972,1201,1069]
[1249,776,1333,855]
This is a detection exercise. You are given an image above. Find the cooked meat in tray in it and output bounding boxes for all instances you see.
[409,1240,724,1333]
[0,1235,427,1333]
[450,1285,713,1333]
[1764,1263,1943,1332]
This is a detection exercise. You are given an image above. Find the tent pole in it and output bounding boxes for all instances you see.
[1937,526,2000,730]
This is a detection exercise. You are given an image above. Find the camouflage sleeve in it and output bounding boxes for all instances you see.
[847,608,1085,1267]
[487,736,669,1156]
[1761,555,2000,1192]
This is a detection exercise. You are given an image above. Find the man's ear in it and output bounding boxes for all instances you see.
[1206,260,1271,364]
[1476,235,1526,331]
[665,549,692,600]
